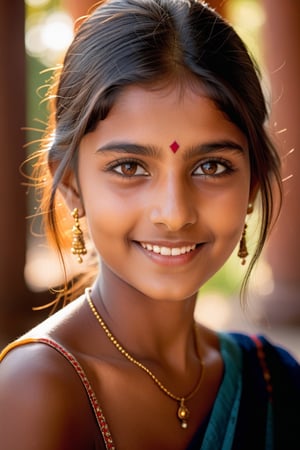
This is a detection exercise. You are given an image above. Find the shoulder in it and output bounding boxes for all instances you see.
[0,339,98,450]
[228,331,300,375]
[20,295,87,339]
[228,331,300,412]
[219,332,300,448]
[0,340,75,409]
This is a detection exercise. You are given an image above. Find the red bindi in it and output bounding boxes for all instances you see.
[169,141,180,153]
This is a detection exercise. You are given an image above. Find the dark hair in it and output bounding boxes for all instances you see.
[34,0,281,305]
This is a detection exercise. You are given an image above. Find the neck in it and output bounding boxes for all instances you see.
[90,270,198,371]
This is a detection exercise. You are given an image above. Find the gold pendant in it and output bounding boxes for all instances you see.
[177,398,190,429]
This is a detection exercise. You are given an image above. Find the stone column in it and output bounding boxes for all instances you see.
[0,1,50,345]
[260,0,300,323]
[0,0,29,339]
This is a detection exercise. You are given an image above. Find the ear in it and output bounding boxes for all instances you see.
[50,160,84,215]
[59,172,84,214]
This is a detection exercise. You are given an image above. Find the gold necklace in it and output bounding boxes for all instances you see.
[85,288,204,429]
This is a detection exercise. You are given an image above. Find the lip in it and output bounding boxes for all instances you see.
[134,240,203,266]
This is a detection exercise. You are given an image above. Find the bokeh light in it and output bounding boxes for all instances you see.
[25,0,51,8]
[25,10,73,66]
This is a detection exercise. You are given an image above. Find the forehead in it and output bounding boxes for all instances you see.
[94,83,248,152]
[110,82,210,117]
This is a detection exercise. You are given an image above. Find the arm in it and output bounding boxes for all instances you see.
[0,343,100,450]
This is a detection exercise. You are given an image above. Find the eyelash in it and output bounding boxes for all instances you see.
[105,158,149,177]
[192,157,235,177]
[104,157,235,179]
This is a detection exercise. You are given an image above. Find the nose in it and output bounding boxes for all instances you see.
[149,174,197,231]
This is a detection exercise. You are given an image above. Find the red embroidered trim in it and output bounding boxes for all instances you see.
[251,335,273,403]
[37,338,116,450]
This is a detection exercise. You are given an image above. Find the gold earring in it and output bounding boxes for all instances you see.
[238,224,248,265]
[247,203,254,214]
[71,208,87,263]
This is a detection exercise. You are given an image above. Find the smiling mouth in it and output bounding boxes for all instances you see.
[140,242,197,256]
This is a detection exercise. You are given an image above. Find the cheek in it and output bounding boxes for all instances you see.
[82,188,139,248]
[204,185,249,241]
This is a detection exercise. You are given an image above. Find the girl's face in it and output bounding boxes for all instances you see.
[76,83,252,301]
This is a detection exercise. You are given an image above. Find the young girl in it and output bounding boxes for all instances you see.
[0,0,299,449]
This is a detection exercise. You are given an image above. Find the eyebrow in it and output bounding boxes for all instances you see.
[96,140,245,158]
[183,140,245,161]
[96,143,159,158]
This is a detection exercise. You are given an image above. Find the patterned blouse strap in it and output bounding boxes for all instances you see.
[250,335,273,403]
[250,334,274,450]
[0,337,116,450]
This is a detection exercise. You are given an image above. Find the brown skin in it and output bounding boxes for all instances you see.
[0,84,256,449]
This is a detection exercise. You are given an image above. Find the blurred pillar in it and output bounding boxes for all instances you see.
[0,1,29,336]
[261,0,300,323]
[0,1,49,344]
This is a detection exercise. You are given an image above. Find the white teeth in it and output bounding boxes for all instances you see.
[141,243,196,256]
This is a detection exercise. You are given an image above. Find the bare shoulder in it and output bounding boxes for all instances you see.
[0,337,100,450]
[21,294,87,340]
[195,322,221,353]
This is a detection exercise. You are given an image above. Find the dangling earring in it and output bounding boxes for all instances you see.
[247,203,253,214]
[238,224,248,265]
[71,208,87,263]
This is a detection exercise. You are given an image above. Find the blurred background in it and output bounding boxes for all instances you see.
[0,0,299,358]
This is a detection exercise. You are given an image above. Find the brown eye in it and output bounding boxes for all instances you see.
[193,159,230,177]
[112,160,149,177]
[201,161,219,175]
[120,162,138,176]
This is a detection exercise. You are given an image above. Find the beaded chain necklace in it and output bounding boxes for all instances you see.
[85,288,205,429]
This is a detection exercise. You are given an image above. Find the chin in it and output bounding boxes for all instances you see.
[139,283,200,303]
